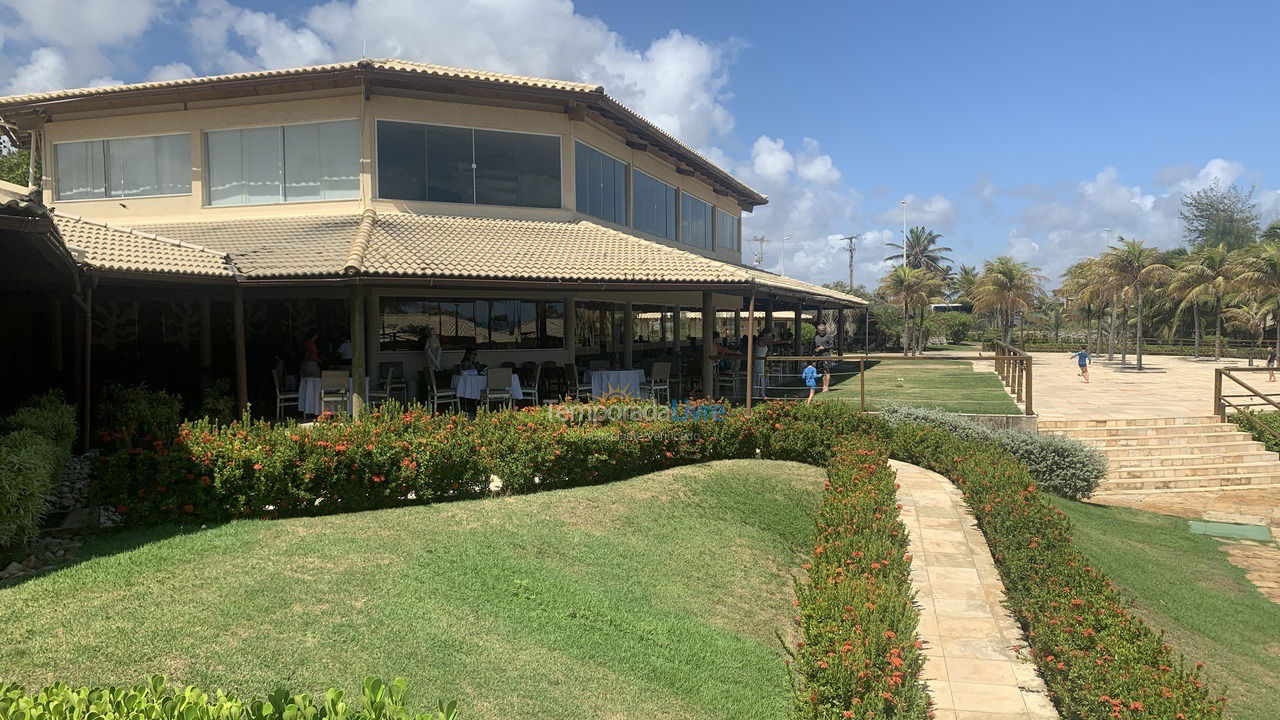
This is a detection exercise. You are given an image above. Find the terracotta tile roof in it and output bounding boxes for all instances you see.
[0,59,600,107]
[53,213,236,277]
[50,210,864,306]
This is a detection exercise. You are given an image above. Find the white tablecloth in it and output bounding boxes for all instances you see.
[298,376,376,415]
[590,369,646,399]
[451,373,524,401]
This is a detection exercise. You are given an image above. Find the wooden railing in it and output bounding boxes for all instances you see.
[758,348,1034,415]
[1213,367,1280,447]
[993,341,1033,416]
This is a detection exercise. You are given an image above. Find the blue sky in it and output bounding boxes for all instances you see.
[2,0,1278,287]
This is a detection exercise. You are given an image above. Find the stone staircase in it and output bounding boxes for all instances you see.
[1039,416,1280,493]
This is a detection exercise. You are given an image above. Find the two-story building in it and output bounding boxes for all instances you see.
[0,59,864,425]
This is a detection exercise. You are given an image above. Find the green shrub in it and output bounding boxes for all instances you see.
[879,405,1105,499]
[937,312,973,344]
[0,676,458,720]
[3,391,77,453]
[96,384,183,446]
[0,430,60,547]
[1229,409,1280,452]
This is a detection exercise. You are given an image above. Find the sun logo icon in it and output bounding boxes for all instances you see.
[598,379,634,401]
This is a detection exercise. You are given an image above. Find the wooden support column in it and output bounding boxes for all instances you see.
[77,285,93,452]
[745,293,756,411]
[233,285,248,414]
[564,297,576,365]
[199,298,212,370]
[51,300,63,372]
[701,292,715,398]
[624,301,634,369]
[836,308,846,356]
[792,304,802,355]
[349,284,367,417]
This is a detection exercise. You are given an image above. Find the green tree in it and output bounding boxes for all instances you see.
[950,263,980,304]
[1232,241,1280,353]
[0,147,37,187]
[1179,179,1261,250]
[877,265,945,355]
[1168,243,1236,360]
[1097,238,1172,370]
[884,226,952,272]
[970,257,1045,344]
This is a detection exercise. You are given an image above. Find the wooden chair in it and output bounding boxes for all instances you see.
[320,370,350,414]
[482,367,514,409]
[641,362,671,403]
[271,369,299,419]
[563,363,592,400]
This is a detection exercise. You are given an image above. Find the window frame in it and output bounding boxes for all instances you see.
[715,207,741,252]
[377,296,567,353]
[372,118,564,210]
[679,190,713,250]
[202,118,361,208]
[630,167,678,241]
[573,140,629,225]
[52,131,193,202]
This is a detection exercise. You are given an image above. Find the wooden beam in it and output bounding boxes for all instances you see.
[565,102,587,121]
[701,292,715,399]
[233,285,248,414]
[625,138,648,151]
[349,285,367,417]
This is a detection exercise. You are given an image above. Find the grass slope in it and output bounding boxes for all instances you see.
[0,460,824,720]
[786,359,1020,414]
[1056,499,1280,720]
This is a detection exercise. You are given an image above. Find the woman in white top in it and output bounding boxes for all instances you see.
[422,327,443,373]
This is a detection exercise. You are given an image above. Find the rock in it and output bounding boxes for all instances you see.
[22,555,41,569]
[3,561,21,575]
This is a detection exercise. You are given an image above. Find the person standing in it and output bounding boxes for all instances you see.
[754,327,773,398]
[1267,346,1276,382]
[422,327,443,373]
[803,360,819,404]
[812,322,834,392]
[1070,346,1091,383]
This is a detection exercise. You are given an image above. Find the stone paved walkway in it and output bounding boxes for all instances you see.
[893,460,1058,719]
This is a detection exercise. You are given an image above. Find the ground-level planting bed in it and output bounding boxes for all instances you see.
[1056,499,1280,720]
[0,460,821,720]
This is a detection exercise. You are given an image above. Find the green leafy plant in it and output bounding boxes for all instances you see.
[0,392,77,547]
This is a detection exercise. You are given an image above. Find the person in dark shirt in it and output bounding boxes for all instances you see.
[1070,346,1091,383]
[812,322,834,392]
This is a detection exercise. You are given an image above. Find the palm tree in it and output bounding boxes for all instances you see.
[950,264,980,304]
[1223,300,1272,354]
[1168,243,1235,360]
[1232,241,1280,354]
[1034,296,1066,343]
[1096,238,1172,371]
[885,226,953,272]
[878,265,946,355]
[1061,257,1111,354]
[970,257,1046,344]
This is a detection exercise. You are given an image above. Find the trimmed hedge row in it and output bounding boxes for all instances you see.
[879,406,1107,499]
[88,401,1223,718]
[1228,409,1280,453]
[0,676,458,720]
[0,392,77,547]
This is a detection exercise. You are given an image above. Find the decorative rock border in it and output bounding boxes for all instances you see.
[892,459,1058,719]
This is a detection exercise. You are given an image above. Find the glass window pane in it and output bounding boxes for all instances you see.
[55,140,106,200]
[632,170,677,240]
[574,143,589,213]
[474,130,518,206]
[377,120,427,201]
[107,136,158,198]
[243,127,283,204]
[283,123,321,202]
[156,134,190,196]
[474,300,491,347]
[206,130,244,206]
[517,133,560,208]
[425,125,474,204]
[681,193,711,249]
[318,120,359,200]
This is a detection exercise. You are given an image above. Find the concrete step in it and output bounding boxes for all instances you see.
[1098,475,1280,492]
[1107,461,1280,480]
[1107,451,1279,469]
[1049,423,1240,439]
[1097,440,1266,458]
[1063,431,1255,448]
[1039,416,1220,430]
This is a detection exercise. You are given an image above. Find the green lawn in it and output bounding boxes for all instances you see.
[1055,499,1280,720]
[771,359,1021,414]
[0,460,824,720]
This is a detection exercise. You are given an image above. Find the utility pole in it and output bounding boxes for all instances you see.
[751,235,768,268]
[835,234,860,289]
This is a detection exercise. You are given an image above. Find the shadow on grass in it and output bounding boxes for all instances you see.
[0,522,218,590]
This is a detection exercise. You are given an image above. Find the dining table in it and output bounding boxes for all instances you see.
[451,371,524,401]
[589,368,646,400]
[297,375,416,415]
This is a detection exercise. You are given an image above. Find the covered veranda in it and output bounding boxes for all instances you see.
[0,186,865,437]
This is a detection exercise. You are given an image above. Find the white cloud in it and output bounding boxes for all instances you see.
[750,136,794,182]
[0,0,171,88]
[795,138,840,185]
[2,46,69,94]
[146,62,195,82]
[877,193,957,232]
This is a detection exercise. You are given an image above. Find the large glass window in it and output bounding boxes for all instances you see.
[632,169,676,240]
[379,297,566,351]
[376,120,561,209]
[55,134,190,200]
[574,142,627,224]
[715,208,740,251]
[680,192,712,250]
[205,120,358,206]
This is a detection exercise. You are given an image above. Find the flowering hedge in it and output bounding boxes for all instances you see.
[87,401,1225,718]
[0,676,457,720]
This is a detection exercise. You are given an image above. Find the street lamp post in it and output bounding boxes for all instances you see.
[780,236,791,276]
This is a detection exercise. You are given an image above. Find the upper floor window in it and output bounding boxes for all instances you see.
[379,297,565,351]
[376,120,561,209]
[715,208,740,251]
[574,142,627,225]
[205,120,358,207]
[632,169,676,241]
[680,192,712,250]
[54,133,190,201]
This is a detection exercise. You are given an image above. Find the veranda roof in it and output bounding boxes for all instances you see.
[49,210,865,306]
